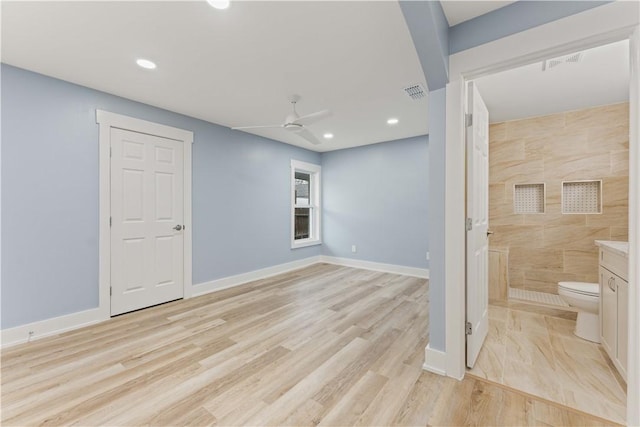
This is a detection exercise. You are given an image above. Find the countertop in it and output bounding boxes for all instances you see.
[595,240,629,258]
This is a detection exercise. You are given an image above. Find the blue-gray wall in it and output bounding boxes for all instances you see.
[426,88,446,351]
[321,137,428,269]
[449,1,611,54]
[399,0,449,91]
[1,64,321,329]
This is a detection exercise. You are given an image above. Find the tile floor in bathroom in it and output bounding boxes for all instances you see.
[467,302,627,424]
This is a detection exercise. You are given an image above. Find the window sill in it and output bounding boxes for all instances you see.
[291,239,322,249]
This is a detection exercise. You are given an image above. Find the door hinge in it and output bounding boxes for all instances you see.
[465,113,473,127]
[466,322,473,335]
[110,147,112,157]
[466,218,472,231]
[109,216,112,227]
[110,286,112,296]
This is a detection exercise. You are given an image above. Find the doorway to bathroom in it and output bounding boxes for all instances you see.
[465,39,631,424]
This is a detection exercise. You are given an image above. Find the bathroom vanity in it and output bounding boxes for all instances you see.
[596,240,629,382]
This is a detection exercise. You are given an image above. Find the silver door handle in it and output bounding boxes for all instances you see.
[608,277,616,292]
[173,224,183,231]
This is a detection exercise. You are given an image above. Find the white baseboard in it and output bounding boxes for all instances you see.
[422,343,447,376]
[1,307,107,349]
[191,256,322,298]
[320,255,429,279]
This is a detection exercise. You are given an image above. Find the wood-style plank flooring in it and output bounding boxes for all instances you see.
[1,264,616,426]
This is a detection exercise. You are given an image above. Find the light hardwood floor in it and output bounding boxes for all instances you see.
[1,264,617,426]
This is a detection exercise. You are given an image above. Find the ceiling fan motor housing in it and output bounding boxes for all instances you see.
[284,123,304,132]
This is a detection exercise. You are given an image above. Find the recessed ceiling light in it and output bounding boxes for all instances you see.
[207,0,230,9]
[323,133,334,139]
[136,58,156,70]
[387,118,399,125]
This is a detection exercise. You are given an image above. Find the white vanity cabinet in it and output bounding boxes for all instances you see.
[596,240,629,381]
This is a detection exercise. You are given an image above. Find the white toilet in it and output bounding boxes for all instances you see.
[558,281,600,343]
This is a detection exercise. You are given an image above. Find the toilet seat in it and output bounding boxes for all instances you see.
[558,281,599,297]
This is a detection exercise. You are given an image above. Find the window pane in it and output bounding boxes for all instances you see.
[295,172,310,205]
[294,207,311,240]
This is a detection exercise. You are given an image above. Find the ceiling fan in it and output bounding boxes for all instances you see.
[232,95,331,145]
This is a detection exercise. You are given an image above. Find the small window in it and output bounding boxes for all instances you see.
[291,160,321,248]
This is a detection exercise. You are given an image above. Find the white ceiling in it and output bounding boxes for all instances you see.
[475,39,630,123]
[2,1,629,152]
[1,1,428,153]
[440,1,518,26]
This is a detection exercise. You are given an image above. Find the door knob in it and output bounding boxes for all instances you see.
[173,224,183,231]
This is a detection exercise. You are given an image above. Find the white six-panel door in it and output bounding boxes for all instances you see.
[465,81,490,368]
[110,128,184,315]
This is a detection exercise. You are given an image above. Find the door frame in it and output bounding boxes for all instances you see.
[96,110,193,317]
[443,3,639,423]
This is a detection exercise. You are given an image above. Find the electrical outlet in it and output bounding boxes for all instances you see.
[426,252,430,260]
[351,245,357,253]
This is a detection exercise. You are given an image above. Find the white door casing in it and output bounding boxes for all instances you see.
[110,128,184,315]
[444,8,638,422]
[97,110,193,318]
[465,81,489,368]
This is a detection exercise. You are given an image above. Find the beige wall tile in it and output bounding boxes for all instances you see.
[564,103,629,131]
[523,206,586,227]
[611,150,629,176]
[490,159,544,183]
[490,122,507,142]
[543,130,589,157]
[490,183,506,204]
[544,183,562,204]
[491,225,544,248]
[587,176,629,227]
[489,250,508,301]
[490,103,628,297]
[490,139,525,164]
[523,137,545,161]
[586,208,627,228]
[543,225,610,249]
[602,176,629,206]
[506,114,565,139]
[543,152,611,181]
[610,227,628,241]
[509,247,563,272]
[490,200,524,226]
[509,269,525,288]
[563,249,598,276]
[524,270,584,294]
[585,272,599,283]
[587,125,629,152]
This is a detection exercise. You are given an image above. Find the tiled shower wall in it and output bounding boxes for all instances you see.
[489,103,629,295]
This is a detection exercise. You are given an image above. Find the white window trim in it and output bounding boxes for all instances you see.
[291,159,322,249]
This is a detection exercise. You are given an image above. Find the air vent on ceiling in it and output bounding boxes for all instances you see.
[542,52,583,71]
[403,83,426,100]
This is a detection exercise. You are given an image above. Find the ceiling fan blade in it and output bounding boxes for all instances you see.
[294,109,331,126]
[231,124,283,130]
[296,128,322,145]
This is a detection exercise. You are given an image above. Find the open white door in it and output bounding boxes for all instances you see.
[465,81,490,368]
